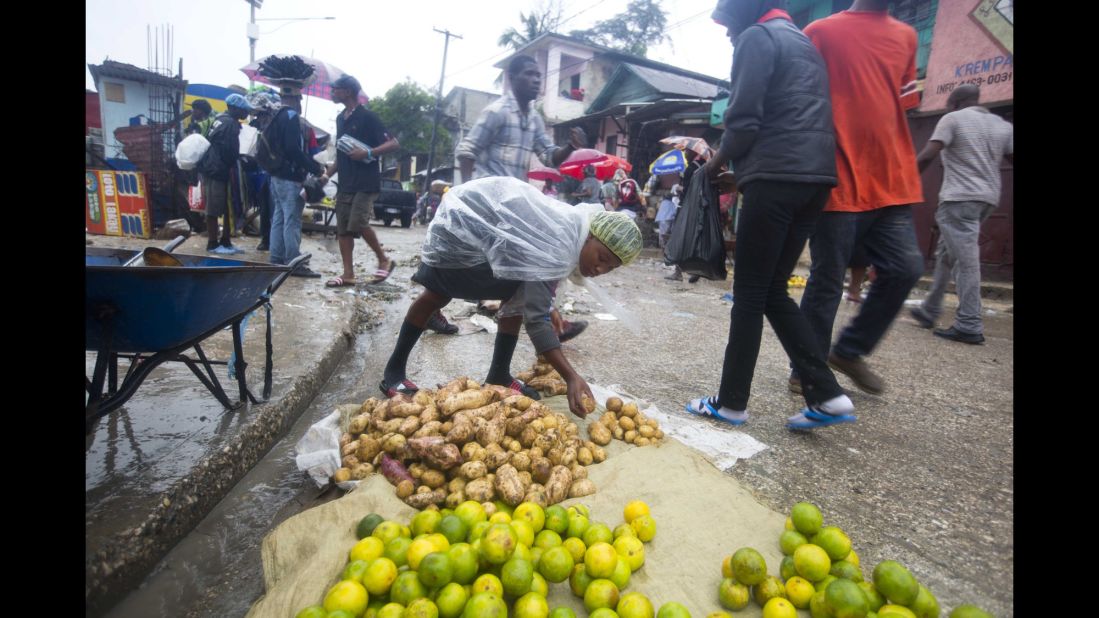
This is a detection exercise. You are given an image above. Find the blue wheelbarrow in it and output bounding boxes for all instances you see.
[85,239,309,433]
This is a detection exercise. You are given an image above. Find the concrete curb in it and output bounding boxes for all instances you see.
[85,298,372,615]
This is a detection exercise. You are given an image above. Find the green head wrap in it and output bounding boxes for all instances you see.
[588,211,642,266]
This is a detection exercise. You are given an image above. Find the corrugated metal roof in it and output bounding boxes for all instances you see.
[625,64,724,99]
[88,60,185,89]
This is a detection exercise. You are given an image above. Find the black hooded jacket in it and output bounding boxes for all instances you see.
[719,12,837,187]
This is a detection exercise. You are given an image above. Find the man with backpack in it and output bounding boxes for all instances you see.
[259,85,327,277]
[200,93,253,254]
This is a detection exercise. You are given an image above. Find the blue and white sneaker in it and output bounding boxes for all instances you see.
[786,407,857,430]
[685,396,748,426]
[209,245,243,255]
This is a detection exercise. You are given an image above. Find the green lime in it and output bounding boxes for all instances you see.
[357,513,386,539]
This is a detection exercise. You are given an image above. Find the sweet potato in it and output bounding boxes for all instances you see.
[441,388,495,415]
[413,390,434,407]
[543,465,573,505]
[568,479,596,498]
[465,402,502,421]
[351,463,374,480]
[405,488,447,509]
[476,414,506,447]
[446,418,475,445]
[515,370,536,383]
[348,414,371,435]
[421,469,446,489]
[483,384,515,400]
[464,477,494,502]
[588,422,612,446]
[494,464,525,506]
[379,452,414,486]
[408,436,464,470]
[420,404,441,424]
[399,416,422,437]
[434,377,472,402]
[356,436,381,464]
[414,420,443,438]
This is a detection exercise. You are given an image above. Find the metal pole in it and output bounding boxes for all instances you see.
[424,28,462,191]
[249,3,256,87]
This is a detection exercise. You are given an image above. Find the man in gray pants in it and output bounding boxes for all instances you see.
[911,85,1013,344]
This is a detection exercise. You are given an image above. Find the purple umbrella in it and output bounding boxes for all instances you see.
[240,55,369,104]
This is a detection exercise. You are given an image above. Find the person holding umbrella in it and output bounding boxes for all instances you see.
[686,0,855,430]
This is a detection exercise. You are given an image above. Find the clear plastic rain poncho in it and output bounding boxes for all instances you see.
[421,176,604,281]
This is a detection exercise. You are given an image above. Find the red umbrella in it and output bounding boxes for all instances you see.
[527,165,563,182]
[559,148,608,167]
[560,154,632,181]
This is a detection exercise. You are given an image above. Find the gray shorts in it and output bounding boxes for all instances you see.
[336,192,377,235]
[203,177,229,217]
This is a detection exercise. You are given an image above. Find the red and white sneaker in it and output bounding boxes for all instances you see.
[379,378,419,398]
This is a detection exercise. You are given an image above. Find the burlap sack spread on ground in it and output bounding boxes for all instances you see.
[249,395,786,618]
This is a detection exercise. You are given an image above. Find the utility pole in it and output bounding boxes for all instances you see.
[245,0,263,87]
[424,27,462,191]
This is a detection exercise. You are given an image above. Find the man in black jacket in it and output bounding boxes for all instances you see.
[685,0,855,431]
[201,93,253,254]
[267,86,326,276]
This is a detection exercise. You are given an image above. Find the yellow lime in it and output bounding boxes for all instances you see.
[779,556,797,581]
[617,592,655,618]
[718,578,750,611]
[583,578,621,612]
[809,590,830,618]
[437,515,468,545]
[530,571,549,596]
[779,530,809,556]
[730,547,767,586]
[412,510,443,537]
[948,605,993,618]
[435,582,469,618]
[461,592,507,618]
[910,585,940,618]
[842,549,860,568]
[489,512,512,524]
[468,521,491,542]
[569,563,594,598]
[510,519,535,548]
[372,521,404,545]
[589,609,619,618]
[295,606,326,618]
[754,576,787,607]
[563,537,587,563]
[549,608,577,618]
[762,597,797,618]
[793,544,832,582]
[514,502,546,533]
[323,580,369,617]
[447,543,479,585]
[721,555,734,579]
[534,529,563,550]
[613,523,636,540]
[879,605,918,618]
[815,575,838,593]
[544,505,570,535]
[391,570,428,606]
[362,557,398,596]
[613,535,645,572]
[784,517,795,532]
[539,546,575,583]
[858,582,885,612]
[514,591,550,618]
[583,522,614,547]
[629,515,657,542]
[790,502,823,537]
[811,527,852,562]
[418,552,454,588]
[584,542,619,579]
[454,501,488,530]
[378,603,405,618]
[872,561,919,606]
[830,560,863,583]
[385,536,413,568]
[655,601,691,618]
[426,533,451,553]
[471,573,503,597]
[785,576,815,609]
[609,555,631,589]
[566,514,590,539]
[343,559,370,582]
[406,598,439,618]
[707,613,733,618]
[350,536,386,563]
[408,538,439,570]
[513,543,534,563]
[623,501,651,523]
[481,524,518,565]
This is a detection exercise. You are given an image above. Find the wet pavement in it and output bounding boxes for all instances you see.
[87,226,1013,617]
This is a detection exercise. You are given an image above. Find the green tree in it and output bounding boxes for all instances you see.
[368,79,453,166]
[498,0,564,50]
[570,0,668,57]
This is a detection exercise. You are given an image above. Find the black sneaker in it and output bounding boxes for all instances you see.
[909,307,935,329]
[291,265,322,278]
[558,320,588,342]
[933,326,985,345]
[688,274,701,283]
[426,310,459,335]
[256,243,269,252]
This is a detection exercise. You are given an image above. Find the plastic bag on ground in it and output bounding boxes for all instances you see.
[663,171,727,280]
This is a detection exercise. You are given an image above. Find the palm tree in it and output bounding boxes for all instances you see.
[498,3,562,50]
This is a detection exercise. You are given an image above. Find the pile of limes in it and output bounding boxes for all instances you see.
[713,502,995,618]
[297,499,690,618]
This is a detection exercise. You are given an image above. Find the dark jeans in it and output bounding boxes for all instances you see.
[257,176,272,246]
[799,205,925,362]
[717,181,844,411]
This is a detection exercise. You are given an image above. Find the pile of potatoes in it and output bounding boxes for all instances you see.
[515,356,568,396]
[331,377,607,510]
[588,396,665,447]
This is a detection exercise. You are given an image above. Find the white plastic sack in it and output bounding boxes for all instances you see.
[294,410,344,490]
[175,133,210,170]
[239,125,259,157]
[422,177,604,282]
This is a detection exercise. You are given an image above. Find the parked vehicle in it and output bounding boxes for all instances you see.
[374,178,417,228]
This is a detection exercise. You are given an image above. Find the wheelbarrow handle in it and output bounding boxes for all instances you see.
[163,235,187,253]
[268,253,312,295]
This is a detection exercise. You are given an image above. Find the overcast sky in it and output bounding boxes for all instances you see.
[86,0,732,135]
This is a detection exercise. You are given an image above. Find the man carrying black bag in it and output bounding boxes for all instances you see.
[684,0,855,431]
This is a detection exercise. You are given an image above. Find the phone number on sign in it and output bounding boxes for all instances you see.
[934,71,1013,95]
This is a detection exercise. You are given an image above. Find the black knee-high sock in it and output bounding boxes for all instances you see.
[383,320,426,384]
[485,333,519,385]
